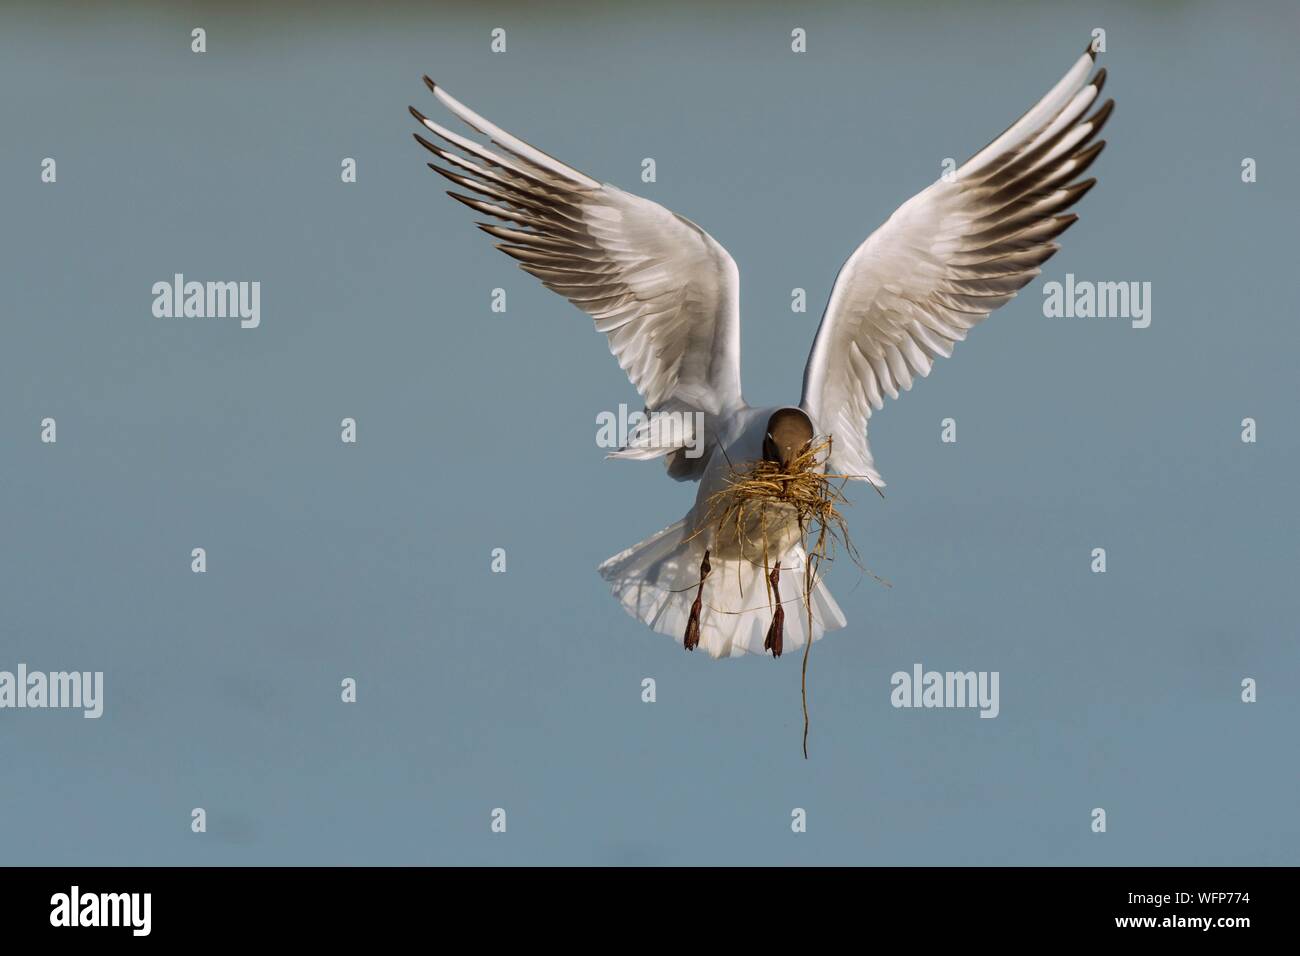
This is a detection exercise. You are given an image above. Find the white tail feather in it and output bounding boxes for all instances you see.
[597,517,848,659]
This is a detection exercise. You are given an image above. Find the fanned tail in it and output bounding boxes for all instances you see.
[597,518,847,659]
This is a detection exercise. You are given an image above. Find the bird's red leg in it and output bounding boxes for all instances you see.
[683,549,711,652]
[764,564,784,658]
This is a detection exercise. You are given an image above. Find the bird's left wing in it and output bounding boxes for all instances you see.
[411,80,744,439]
[800,46,1113,487]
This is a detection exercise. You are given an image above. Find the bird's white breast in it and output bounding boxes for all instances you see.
[688,406,806,563]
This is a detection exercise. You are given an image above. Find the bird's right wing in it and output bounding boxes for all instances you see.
[411,80,744,435]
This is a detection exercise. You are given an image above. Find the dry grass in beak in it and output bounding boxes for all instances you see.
[702,435,871,758]
[706,435,859,573]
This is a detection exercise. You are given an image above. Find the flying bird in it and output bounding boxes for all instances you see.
[410,43,1112,659]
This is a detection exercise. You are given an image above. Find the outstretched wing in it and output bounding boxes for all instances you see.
[800,45,1113,486]
[411,80,744,422]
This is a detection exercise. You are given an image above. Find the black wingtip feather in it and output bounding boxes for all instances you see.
[1074,138,1107,163]
[1089,98,1116,132]
[447,190,479,210]
[422,75,438,93]
[427,163,467,188]
[1036,217,1077,244]
[1068,178,1098,203]
[1068,139,1107,179]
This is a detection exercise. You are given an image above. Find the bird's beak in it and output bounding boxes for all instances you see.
[764,433,799,470]
[763,433,783,467]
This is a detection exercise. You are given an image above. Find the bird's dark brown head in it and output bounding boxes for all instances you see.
[763,408,815,470]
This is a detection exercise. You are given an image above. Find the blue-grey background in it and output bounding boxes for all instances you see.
[1,0,1296,865]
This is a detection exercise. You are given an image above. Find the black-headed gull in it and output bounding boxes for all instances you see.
[411,42,1112,659]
